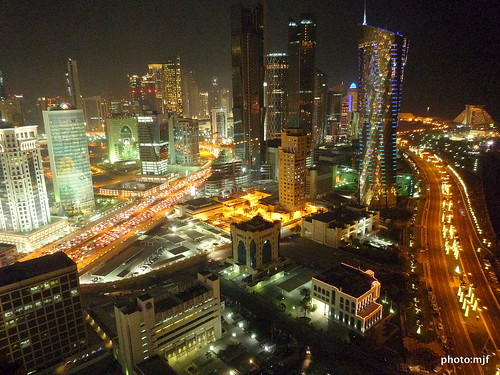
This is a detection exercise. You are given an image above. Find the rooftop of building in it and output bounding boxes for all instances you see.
[181,197,222,209]
[314,263,377,298]
[231,214,278,232]
[0,252,75,287]
[305,207,373,227]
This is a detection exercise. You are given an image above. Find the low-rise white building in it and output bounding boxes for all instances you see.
[301,205,379,248]
[312,263,382,333]
[114,272,222,374]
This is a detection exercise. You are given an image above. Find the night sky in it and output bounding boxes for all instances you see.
[1,0,498,120]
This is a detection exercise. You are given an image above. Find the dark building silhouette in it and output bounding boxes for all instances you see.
[231,2,264,177]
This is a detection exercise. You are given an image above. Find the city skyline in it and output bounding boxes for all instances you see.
[0,0,497,121]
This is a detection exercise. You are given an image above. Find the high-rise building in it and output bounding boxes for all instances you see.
[0,70,7,101]
[326,83,344,141]
[82,96,106,132]
[128,74,142,105]
[264,53,288,141]
[168,116,199,165]
[65,58,83,109]
[163,57,183,115]
[312,69,327,146]
[287,14,316,134]
[140,73,158,112]
[358,24,408,208]
[106,116,139,163]
[0,124,50,233]
[204,150,249,197]
[231,2,264,175]
[137,112,169,175]
[148,63,164,112]
[211,107,228,141]
[278,128,310,211]
[0,252,87,373]
[0,96,24,125]
[43,104,95,215]
[198,92,210,119]
[181,69,199,118]
[209,77,221,109]
[345,83,360,140]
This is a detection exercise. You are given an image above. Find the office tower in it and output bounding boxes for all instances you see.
[211,107,228,142]
[181,69,199,118]
[345,83,360,140]
[112,272,221,373]
[264,53,288,141]
[0,123,50,232]
[312,69,327,146]
[148,63,164,111]
[209,77,221,109]
[163,57,183,115]
[0,96,24,124]
[278,128,310,211]
[140,73,158,112]
[287,14,316,134]
[128,74,142,104]
[65,58,83,109]
[168,116,199,165]
[137,112,169,175]
[230,215,280,271]
[0,70,6,100]
[231,2,265,175]
[0,252,87,373]
[82,96,106,132]
[43,104,95,216]
[106,116,139,163]
[326,84,344,141]
[198,92,210,119]
[358,24,408,208]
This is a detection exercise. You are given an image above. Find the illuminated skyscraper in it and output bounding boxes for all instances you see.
[43,104,95,215]
[287,14,316,134]
[264,53,288,141]
[278,128,310,211]
[65,58,83,109]
[163,57,183,115]
[0,124,50,232]
[168,116,199,165]
[211,107,228,142]
[231,2,264,175]
[137,112,169,175]
[0,70,6,100]
[358,25,408,208]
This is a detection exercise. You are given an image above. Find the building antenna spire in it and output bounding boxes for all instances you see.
[363,0,367,25]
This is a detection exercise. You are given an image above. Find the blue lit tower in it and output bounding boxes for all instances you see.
[358,24,408,208]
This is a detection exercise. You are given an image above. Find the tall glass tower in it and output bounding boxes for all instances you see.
[231,2,264,177]
[287,14,316,135]
[264,53,288,141]
[358,25,408,208]
[65,58,82,109]
[43,104,95,215]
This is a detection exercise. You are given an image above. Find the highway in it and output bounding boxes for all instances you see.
[21,162,212,272]
[408,145,500,375]
[446,165,500,356]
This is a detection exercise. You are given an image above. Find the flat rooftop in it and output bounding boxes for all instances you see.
[181,197,222,209]
[305,208,371,227]
[314,263,376,298]
[231,215,277,232]
[0,252,75,287]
